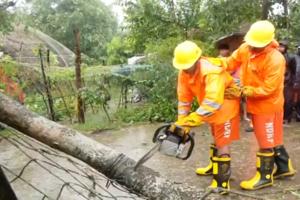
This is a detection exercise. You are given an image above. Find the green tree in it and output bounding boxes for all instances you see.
[289,1,300,41]
[27,0,117,61]
[199,0,261,41]
[121,0,267,55]
[121,0,204,53]
[106,36,133,65]
[0,1,17,34]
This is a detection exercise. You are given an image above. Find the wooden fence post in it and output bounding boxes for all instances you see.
[74,28,85,123]
[39,49,55,121]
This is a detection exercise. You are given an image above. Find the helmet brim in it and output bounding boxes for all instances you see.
[244,32,274,48]
[172,52,201,70]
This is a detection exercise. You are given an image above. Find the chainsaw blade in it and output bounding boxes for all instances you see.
[134,141,162,171]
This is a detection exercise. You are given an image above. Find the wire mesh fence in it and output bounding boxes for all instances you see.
[2,25,75,67]
[0,124,145,200]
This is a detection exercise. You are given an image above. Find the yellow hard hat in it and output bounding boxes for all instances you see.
[173,41,202,70]
[245,20,275,48]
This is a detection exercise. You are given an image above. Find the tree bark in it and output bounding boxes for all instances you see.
[0,93,204,199]
[282,0,288,28]
[261,0,271,20]
[74,28,85,123]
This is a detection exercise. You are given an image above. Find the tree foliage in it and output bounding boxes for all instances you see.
[106,36,133,65]
[283,0,300,44]
[0,0,17,34]
[27,0,117,61]
[199,0,261,40]
[121,0,204,53]
[121,0,300,55]
[121,0,261,53]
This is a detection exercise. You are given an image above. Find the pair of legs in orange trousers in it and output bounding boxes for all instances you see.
[240,111,296,190]
[195,115,240,193]
[196,112,296,192]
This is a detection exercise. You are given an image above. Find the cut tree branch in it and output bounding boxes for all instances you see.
[0,93,205,199]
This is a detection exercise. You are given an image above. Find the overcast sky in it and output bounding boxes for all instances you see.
[103,0,124,24]
[15,0,124,23]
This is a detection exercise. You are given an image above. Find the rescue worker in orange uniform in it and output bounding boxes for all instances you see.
[224,20,296,190]
[217,43,254,132]
[173,41,240,193]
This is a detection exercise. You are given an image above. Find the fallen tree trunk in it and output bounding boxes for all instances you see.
[0,93,204,199]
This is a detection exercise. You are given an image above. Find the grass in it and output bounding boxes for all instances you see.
[64,85,126,133]
[68,111,120,133]
[46,65,115,81]
[66,112,141,133]
[65,103,153,134]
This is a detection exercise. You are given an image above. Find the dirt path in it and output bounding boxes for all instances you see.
[91,122,300,200]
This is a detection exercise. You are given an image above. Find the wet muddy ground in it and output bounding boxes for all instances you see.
[1,121,300,200]
[91,122,300,200]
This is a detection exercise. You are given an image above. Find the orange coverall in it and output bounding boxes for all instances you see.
[226,41,285,148]
[177,58,240,147]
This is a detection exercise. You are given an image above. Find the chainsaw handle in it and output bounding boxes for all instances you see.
[177,132,195,160]
[152,124,171,143]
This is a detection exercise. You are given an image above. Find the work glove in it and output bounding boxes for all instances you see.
[242,86,256,97]
[224,85,242,99]
[166,123,190,143]
[177,114,187,121]
[168,124,190,141]
[175,112,203,127]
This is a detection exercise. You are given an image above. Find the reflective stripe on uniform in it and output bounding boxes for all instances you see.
[265,122,274,144]
[178,109,189,115]
[178,101,191,106]
[203,99,221,110]
[196,107,213,116]
[224,121,231,138]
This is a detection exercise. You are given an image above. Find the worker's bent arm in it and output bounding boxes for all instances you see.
[224,45,243,72]
[177,73,193,118]
[196,74,225,117]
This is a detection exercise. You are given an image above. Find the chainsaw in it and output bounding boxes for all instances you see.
[134,124,195,170]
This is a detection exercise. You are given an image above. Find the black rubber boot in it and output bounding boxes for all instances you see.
[240,152,274,190]
[0,166,17,200]
[274,145,296,179]
[209,156,231,194]
[195,144,217,175]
